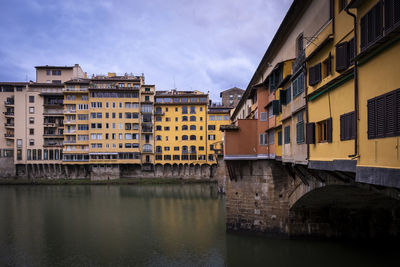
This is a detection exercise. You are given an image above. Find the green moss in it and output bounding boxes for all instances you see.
[0,178,216,186]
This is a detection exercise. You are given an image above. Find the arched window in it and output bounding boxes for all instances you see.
[182,146,188,153]
[190,135,196,140]
[182,135,188,140]
[190,116,196,121]
[156,146,162,153]
[190,146,196,153]
[190,125,196,130]
[182,116,188,121]
[182,125,188,131]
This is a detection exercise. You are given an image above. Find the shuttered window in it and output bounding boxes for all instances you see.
[286,86,292,104]
[260,112,268,122]
[348,38,355,64]
[292,73,305,98]
[284,126,290,144]
[280,89,287,105]
[277,131,282,146]
[308,63,321,86]
[306,123,315,144]
[340,111,356,141]
[360,2,383,51]
[272,100,280,115]
[385,0,400,33]
[367,88,400,139]
[336,42,349,72]
[296,112,305,144]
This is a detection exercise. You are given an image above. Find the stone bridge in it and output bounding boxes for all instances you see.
[222,159,400,239]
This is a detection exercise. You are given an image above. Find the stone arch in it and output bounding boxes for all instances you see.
[154,163,163,177]
[201,164,211,179]
[172,164,179,177]
[163,163,172,177]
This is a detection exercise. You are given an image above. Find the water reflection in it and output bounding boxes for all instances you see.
[0,185,398,267]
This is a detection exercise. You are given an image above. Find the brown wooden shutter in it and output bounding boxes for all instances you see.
[385,92,396,136]
[376,96,385,138]
[361,16,367,50]
[397,90,400,135]
[336,43,348,72]
[309,66,315,86]
[306,122,315,144]
[280,89,287,105]
[375,2,383,39]
[385,0,394,31]
[351,111,356,140]
[368,99,376,139]
[348,38,355,64]
[340,115,345,140]
[327,118,332,143]
[395,0,400,26]
[272,100,280,115]
[309,63,321,86]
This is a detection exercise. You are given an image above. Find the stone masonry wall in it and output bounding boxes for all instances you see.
[225,160,293,236]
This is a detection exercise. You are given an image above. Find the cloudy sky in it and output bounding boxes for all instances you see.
[0,0,292,101]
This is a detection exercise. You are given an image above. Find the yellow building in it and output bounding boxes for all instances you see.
[154,90,209,165]
[63,73,155,171]
[207,105,231,159]
[306,0,400,187]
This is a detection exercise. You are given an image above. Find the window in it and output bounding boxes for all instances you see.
[208,154,214,161]
[284,126,290,144]
[52,70,61,75]
[260,112,268,122]
[268,105,273,118]
[259,133,267,145]
[29,96,34,103]
[296,112,305,144]
[322,55,332,78]
[360,2,383,51]
[46,70,50,75]
[367,89,400,139]
[182,116,188,121]
[336,39,355,72]
[208,125,216,130]
[156,116,162,122]
[164,127,170,131]
[29,107,34,114]
[173,155,180,160]
[385,0,400,34]
[209,116,215,121]
[29,117,34,124]
[182,106,188,114]
[277,131,282,146]
[296,33,304,57]
[29,129,34,135]
[190,135,196,140]
[174,146,179,151]
[156,126,162,131]
[164,155,171,160]
[182,125,188,131]
[292,73,305,97]
[308,63,321,86]
[269,130,274,144]
[29,139,34,146]
[82,95,88,101]
[340,111,356,141]
[208,135,215,140]
[317,118,332,143]
[190,116,196,121]
[182,135,188,140]
[190,106,196,114]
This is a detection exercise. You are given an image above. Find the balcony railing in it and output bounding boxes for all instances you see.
[154,110,164,116]
[63,109,76,114]
[3,112,14,116]
[4,100,14,105]
[4,123,14,127]
[141,127,153,133]
[4,134,14,138]
[292,49,305,74]
[64,140,77,144]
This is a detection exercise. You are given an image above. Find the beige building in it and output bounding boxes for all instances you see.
[220,87,244,108]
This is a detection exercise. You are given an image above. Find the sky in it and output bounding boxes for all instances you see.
[0,0,292,101]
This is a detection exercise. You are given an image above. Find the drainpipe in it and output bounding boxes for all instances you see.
[304,61,309,161]
[345,6,359,159]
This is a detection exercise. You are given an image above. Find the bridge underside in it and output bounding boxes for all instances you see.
[225,159,400,239]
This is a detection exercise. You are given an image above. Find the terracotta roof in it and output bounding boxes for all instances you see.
[35,65,74,69]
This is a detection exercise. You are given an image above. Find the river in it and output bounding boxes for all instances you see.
[0,184,397,266]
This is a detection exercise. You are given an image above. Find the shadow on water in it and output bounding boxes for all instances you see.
[0,184,398,267]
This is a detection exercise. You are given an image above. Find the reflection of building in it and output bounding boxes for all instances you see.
[220,87,244,108]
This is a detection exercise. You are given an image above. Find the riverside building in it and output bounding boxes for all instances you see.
[0,66,229,179]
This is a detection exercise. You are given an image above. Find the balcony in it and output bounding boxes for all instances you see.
[141,127,153,133]
[4,100,14,106]
[154,110,164,116]
[44,110,64,116]
[4,123,14,127]
[3,112,14,116]
[64,140,77,144]
[43,133,64,138]
[64,130,76,134]
[292,49,305,74]
[4,133,14,138]
[44,142,63,147]
[63,87,88,92]
[63,109,76,114]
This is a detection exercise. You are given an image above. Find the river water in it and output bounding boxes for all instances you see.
[0,184,397,266]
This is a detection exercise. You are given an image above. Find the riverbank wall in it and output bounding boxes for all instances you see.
[0,163,225,183]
